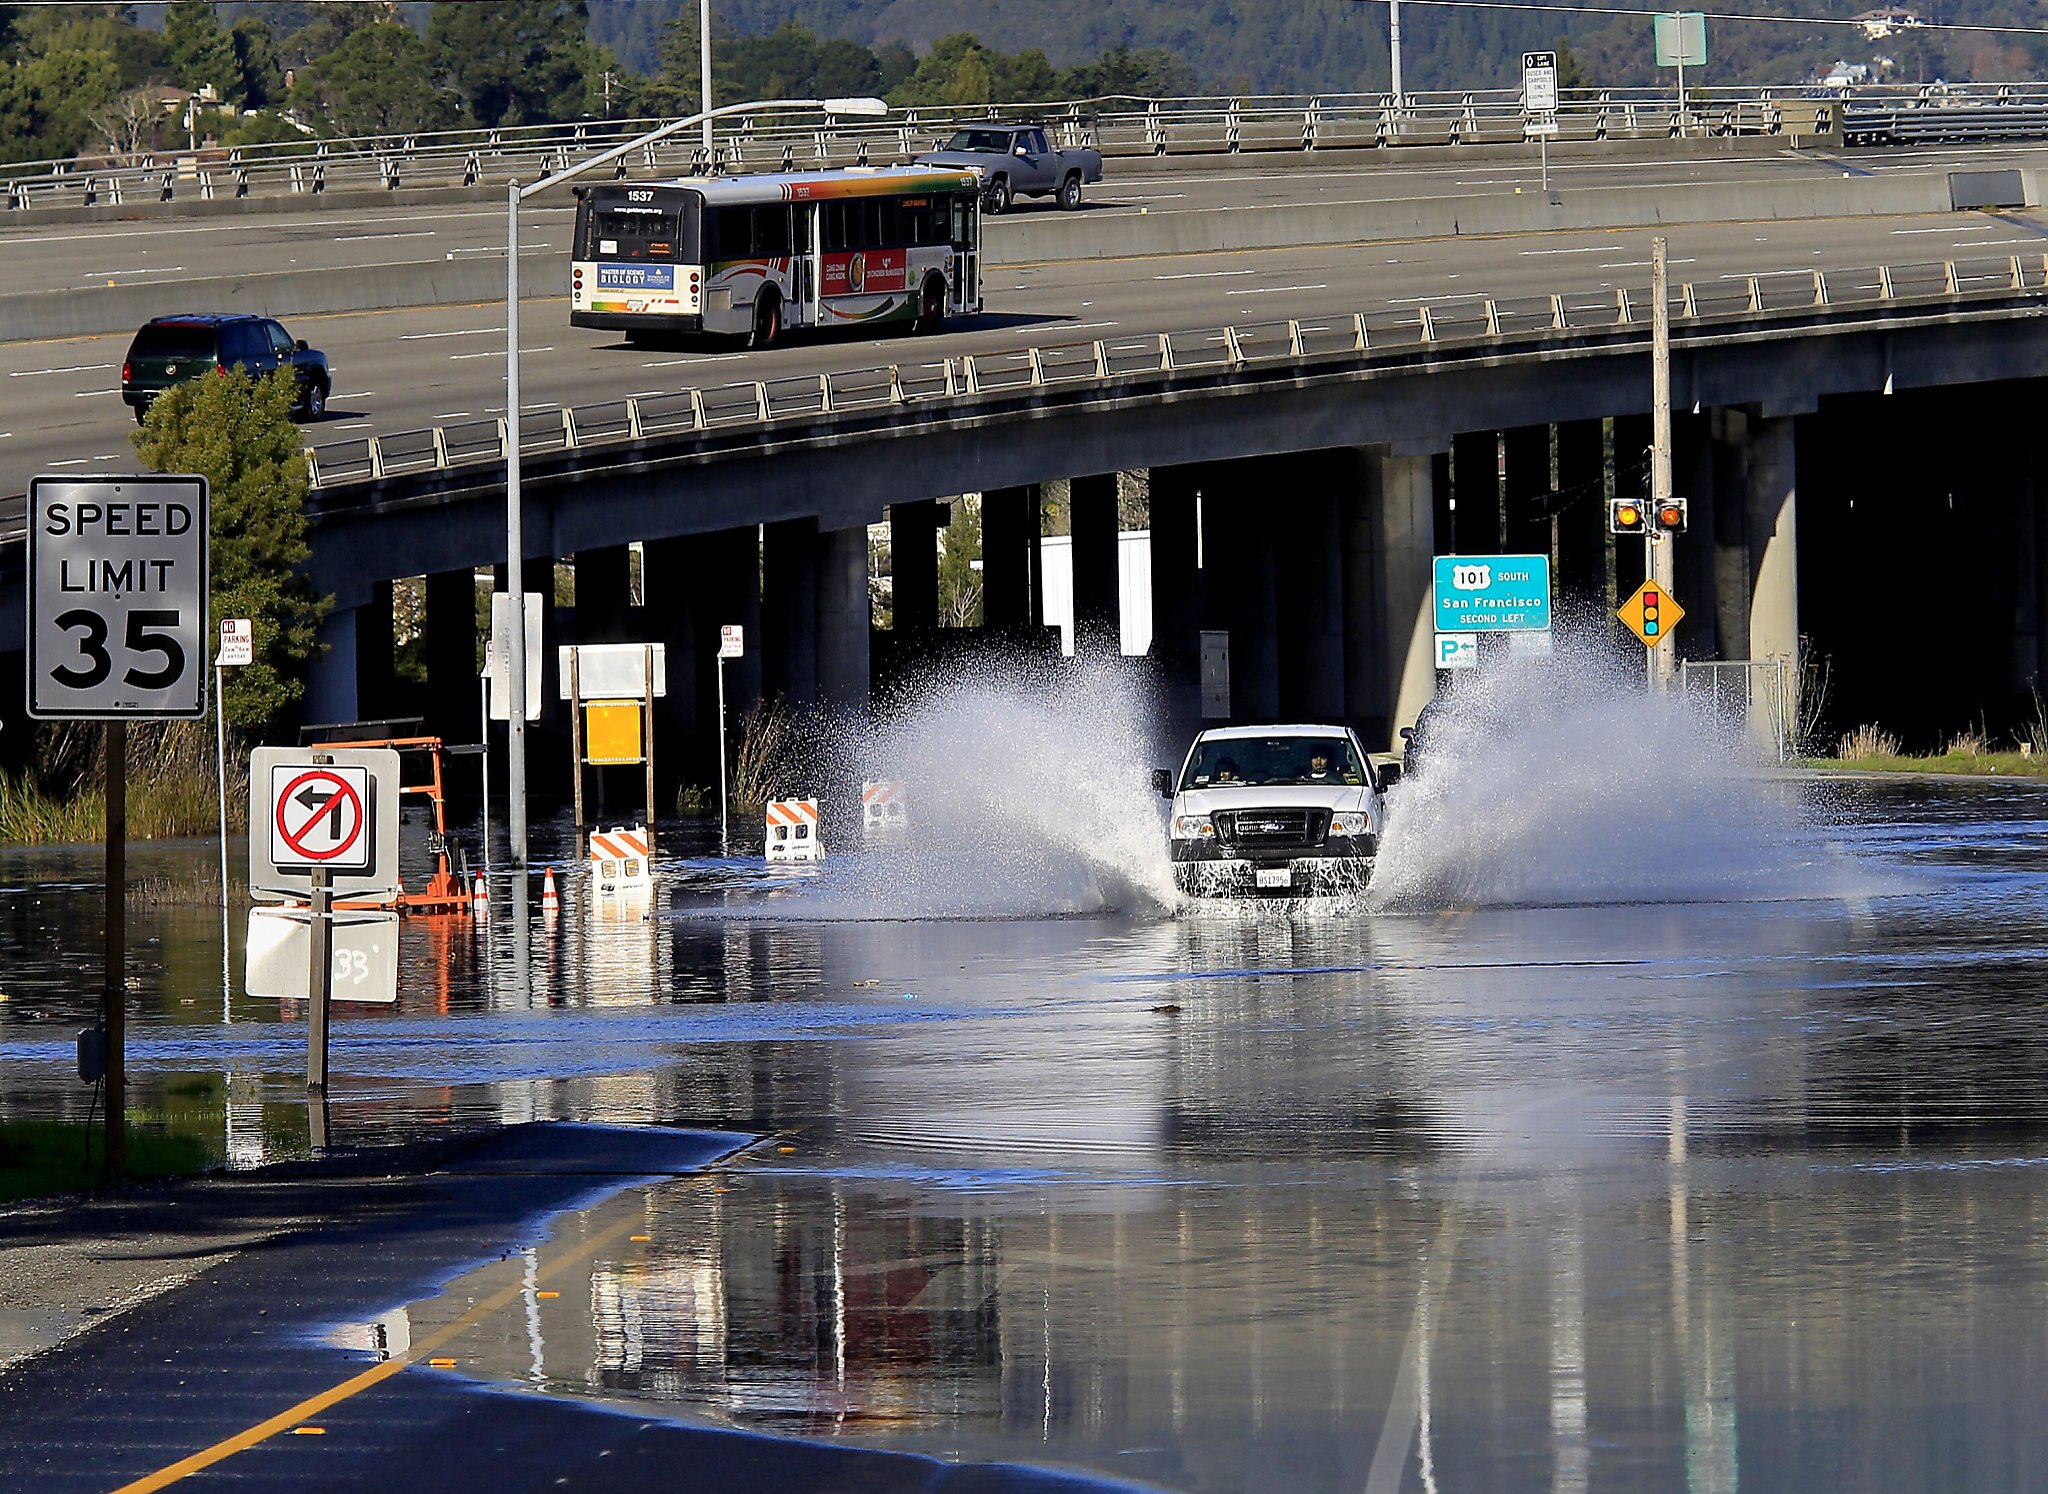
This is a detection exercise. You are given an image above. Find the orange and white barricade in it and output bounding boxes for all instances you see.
[861,780,908,841]
[764,799,823,864]
[588,824,654,901]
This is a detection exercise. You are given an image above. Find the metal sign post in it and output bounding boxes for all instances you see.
[1521,51,1560,202]
[214,618,251,1010]
[718,625,743,858]
[28,474,209,1180]
[1650,236,1678,689]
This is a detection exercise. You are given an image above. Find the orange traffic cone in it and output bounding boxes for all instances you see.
[541,865,560,918]
[472,873,489,917]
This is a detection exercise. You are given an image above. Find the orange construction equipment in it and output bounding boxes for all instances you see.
[305,733,475,916]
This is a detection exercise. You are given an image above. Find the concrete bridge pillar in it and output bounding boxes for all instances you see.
[574,544,635,644]
[888,500,941,633]
[423,569,479,743]
[1148,464,1203,729]
[1746,413,1800,719]
[1277,453,1347,724]
[1345,446,1439,750]
[1672,411,1718,660]
[816,523,871,713]
[356,580,398,725]
[1707,408,1753,662]
[1070,473,1121,658]
[307,606,359,727]
[980,485,1040,633]
[1554,419,1607,615]
[1203,464,1278,720]
[1451,430,1500,554]
[1612,413,1652,607]
[1502,424,1552,557]
[762,518,818,708]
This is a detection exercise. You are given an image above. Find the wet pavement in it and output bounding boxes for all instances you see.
[5,774,2048,1489]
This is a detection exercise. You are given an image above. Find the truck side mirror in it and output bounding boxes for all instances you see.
[1376,762,1402,792]
[1398,726,1415,741]
[1150,768,1174,799]
[295,339,309,352]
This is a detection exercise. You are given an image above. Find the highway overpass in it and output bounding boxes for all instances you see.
[5,142,2048,786]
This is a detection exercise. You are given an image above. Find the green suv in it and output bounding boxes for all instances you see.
[120,313,332,425]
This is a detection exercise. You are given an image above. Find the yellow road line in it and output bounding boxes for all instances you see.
[111,1193,668,1493]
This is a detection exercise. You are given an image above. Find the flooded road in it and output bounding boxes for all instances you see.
[6,771,2048,1489]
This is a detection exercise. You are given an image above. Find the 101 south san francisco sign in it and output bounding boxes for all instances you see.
[27,476,209,719]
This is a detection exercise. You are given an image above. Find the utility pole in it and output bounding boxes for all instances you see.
[1389,0,1405,112]
[1649,235,1677,689]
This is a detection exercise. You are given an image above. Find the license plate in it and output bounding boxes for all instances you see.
[1255,867,1292,890]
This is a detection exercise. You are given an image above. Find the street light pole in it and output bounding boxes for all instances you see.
[700,0,714,155]
[499,95,888,866]
[1389,0,1404,110]
[1650,235,1677,690]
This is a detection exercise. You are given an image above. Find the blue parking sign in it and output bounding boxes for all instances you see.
[1433,554,1552,633]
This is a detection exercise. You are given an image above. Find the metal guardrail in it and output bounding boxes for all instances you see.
[0,83,1886,215]
[295,251,2048,494]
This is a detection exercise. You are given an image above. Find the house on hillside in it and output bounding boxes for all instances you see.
[1854,8,1920,40]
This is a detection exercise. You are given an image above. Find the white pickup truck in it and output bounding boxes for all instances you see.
[1153,724,1389,897]
[913,123,1105,214]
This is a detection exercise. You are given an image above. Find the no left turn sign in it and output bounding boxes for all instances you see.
[268,765,373,873]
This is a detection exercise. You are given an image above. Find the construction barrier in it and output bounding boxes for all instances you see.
[589,824,654,898]
[861,780,908,840]
[765,799,824,864]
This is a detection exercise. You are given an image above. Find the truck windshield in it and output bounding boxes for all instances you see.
[1180,737,1366,790]
[944,129,1015,152]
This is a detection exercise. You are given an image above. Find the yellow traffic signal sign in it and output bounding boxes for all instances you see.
[1617,580,1684,646]
[1608,498,1646,535]
[1655,497,1688,533]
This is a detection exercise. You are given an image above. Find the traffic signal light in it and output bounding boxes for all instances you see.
[1640,584,1663,639]
[1608,498,1646,535]
[1655,497,1688,533]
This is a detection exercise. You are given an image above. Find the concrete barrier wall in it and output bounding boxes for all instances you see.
[0,171,1960,344]
[983,172,1958,265]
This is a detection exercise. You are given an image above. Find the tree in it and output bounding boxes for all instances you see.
[1058,46,1197,99]
[229,14,284,110]
[291,20,448,137]
[89,86,162,163]
[428,0,592,127]
[132,368,331,731]
[165,0,237,102]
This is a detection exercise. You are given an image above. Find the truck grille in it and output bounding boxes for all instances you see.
[1219,809,1325,847]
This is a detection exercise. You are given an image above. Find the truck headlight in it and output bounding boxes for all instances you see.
[1330,811,1369,837]
[1170,814,1215,840]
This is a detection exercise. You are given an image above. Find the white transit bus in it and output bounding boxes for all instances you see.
[570,165,983,348]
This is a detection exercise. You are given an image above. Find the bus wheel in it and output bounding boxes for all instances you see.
[983,176,1011,215]
[914,275,947,335]
[748,291,781,350]
[1057,173,1082,210]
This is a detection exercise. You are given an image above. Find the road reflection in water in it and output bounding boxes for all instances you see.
[328,783,2048,1491]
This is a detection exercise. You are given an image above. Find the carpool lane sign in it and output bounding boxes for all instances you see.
[27,475,208,718]
[1433,553,1551,633]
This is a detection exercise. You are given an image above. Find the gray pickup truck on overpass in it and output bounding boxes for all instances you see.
[915,123,1104,214]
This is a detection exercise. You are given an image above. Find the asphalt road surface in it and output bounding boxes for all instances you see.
[3,187,2045,499]
[5,672,2048,1490]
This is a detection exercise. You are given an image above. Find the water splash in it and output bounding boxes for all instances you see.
[723,661,1181,920]
[1368,638,1870,909]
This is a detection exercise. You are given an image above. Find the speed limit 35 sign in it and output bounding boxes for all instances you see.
[27,475,208,719]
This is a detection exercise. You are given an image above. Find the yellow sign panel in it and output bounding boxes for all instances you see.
[1617,580,1684,647]
[583,699,644,765]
